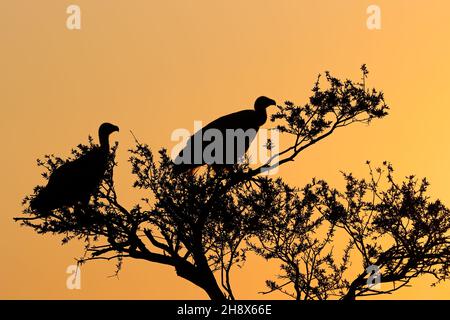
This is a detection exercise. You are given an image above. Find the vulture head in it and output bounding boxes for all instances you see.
[254,96,276,112]
[99,122,119,136]
[98,122,119,148]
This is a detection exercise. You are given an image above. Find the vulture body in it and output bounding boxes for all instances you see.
[173,96,276,173]
[30,123,119,215]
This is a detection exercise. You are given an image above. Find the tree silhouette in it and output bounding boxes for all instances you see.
[248,163,450,300]
[16,66,449,300]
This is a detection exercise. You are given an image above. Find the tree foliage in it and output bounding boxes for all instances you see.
[16,66,449,300]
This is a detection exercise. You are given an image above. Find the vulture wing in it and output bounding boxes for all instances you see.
[174,110,260,172]
[31,147,109,214]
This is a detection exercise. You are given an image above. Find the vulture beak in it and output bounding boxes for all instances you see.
[114,126,120,132]
[268,99,276,108]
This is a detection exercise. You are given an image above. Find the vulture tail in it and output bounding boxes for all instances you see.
[172,163,197,175]
[29,189,53,216]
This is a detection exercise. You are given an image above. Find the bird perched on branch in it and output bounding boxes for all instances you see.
[30,122,119,215]
[173,96,276,174]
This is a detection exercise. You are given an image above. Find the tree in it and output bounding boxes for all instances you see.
[248,163,450,300]
[17,66,449,301]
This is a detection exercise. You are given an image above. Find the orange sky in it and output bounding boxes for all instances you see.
[1,0,449,299]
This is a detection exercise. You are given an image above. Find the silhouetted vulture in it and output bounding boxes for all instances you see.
[30,123,119,215]
[173,96,276,173]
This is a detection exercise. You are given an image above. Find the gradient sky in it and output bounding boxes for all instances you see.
[1,0,449,299]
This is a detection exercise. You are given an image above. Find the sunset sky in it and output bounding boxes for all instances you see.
[1,0,450,299]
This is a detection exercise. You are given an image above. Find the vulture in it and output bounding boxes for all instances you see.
[173,96,276,173]
[30,122,119,215]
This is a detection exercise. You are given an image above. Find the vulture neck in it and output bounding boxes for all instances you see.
[254,107,268,126]
[99,133,111,152]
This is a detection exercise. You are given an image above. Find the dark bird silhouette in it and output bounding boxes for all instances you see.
[30,123,119,215]
[173,96,276,173]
